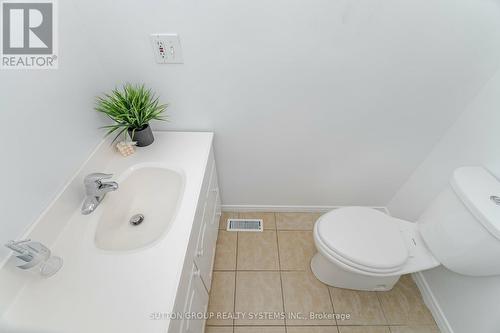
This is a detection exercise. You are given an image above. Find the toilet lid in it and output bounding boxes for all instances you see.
[316,207,409,271]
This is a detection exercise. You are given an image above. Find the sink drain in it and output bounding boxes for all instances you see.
[130,214,145,226]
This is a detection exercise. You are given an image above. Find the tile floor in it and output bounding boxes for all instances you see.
[206,212,439,333]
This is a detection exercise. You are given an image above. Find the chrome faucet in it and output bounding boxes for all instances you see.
[81,173,118,215]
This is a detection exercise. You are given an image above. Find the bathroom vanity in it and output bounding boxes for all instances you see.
[168,134,221,333]
[0,132,220,333]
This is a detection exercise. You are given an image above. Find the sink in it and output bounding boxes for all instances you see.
[94,166,184,251]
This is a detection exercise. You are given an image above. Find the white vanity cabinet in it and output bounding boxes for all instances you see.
[194,159,221,290]
[168,148,221,333]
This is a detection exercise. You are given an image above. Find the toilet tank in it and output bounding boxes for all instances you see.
[418,166,500,276]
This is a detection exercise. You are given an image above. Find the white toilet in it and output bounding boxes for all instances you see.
[311,166,500,291]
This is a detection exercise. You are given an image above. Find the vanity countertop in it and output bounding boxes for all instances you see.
[0,131,214,333]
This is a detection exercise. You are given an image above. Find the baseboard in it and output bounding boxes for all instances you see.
[412,272,454,333]
[221,204,389,214]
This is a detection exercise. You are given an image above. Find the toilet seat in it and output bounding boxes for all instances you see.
[314,207,409,275]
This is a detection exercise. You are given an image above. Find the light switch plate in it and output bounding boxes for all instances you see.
[150,34,183,64]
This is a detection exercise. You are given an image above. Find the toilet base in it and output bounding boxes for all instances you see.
[310,252,400,291]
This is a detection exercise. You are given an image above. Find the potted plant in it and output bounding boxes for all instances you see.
[95,83,168,147]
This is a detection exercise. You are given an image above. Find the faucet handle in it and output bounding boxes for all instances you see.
[84,173,113,185]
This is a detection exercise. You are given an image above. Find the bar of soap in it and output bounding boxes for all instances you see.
[116,141,136,157]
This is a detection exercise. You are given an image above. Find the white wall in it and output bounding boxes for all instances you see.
[0,2,113,262]
[74,0,500,207]
[388,68,500,332]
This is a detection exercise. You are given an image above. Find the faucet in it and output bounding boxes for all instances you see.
[81,173,118,215]
[5,239,63,276]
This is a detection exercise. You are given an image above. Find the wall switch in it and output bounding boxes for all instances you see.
[151,34,183,64]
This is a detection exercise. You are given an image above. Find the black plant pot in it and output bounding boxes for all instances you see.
[128,124,154,147]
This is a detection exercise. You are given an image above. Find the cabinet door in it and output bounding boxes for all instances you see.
[194,193,218,289]
[194,162,220,291]
[180,263,209,333]
[205,172,221,288]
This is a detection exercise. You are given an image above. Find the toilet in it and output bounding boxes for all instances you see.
[311,166,500,291]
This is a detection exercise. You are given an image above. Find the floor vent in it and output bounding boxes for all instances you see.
[226,218,263,232]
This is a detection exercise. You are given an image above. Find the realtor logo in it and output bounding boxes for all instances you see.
[1,0,58,69]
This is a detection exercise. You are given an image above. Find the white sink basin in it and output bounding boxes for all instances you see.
[94,166,184,251]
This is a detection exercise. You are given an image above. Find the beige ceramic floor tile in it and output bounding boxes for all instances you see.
[389,325,440,333]
[281,271,335,325]
[237,231,279,270]
[207,271,235,326]
[239,212,276,229]
[234,271,284,326]
[277,231,316,271]
[214,230,237,270]
[339,327,390,333]
[206,327,234,333]
[220,212,239,229]
[287,326,339,333]
[234,327,286,333]
[330,287,386,326]
[276,212,319,230]
[377,275,435,325]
